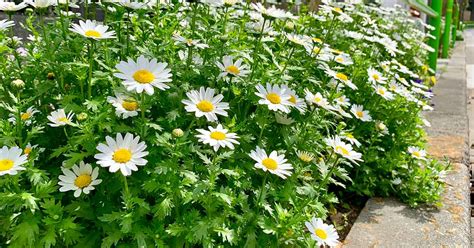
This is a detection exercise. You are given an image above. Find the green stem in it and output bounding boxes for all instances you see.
[87,40,94,100]
[256,173,268,209]
[280,46,295,76]
[16,91,22,147]
[122,175,130,196]
[140,93,146,137]
[249,18,269,81]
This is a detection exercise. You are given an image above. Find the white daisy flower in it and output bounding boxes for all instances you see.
[305,217,340,247]
[0,146,28,176]
[350,105,372,122]
[107,93,140,119]
[304,89,335,111]
[335,95,350,107]
[367,67,387,84]
[69,20,116,40]
[0,2,27,12]
[296,150,314,163]
[58,161,102,197]
[255,83,292,113]
[373,85,394,100]
[326,70,357,90]
[8,106,39,126]
[118,0,149,9]
[324,136,362,163]
[23,143,38,157]
[195,124,240,152]
[0,19,14,31]
[334,54,353,66]
[26,0,56,8]
[94,133,149,176]
[407,146,426,160]
[285,33,310,46]
[173,34,209,49]
[249,146,293,179]
[251,3,296,20]
[215,55,250,78]
[282,85,306,113]
[178,50,203,65]
[114,55,172,95]
[182,87,229,122]
[47,109,75,127]
[342,133,361,147]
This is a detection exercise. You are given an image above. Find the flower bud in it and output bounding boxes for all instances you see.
[77,112,88,121]
[11,79,25,88]
[172,128,184,137]
[47,72,55,80]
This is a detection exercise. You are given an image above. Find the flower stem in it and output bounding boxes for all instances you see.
[87,40,94,100]
[249,18,268,81]
[122,174,130,196]
[141,93,146,137]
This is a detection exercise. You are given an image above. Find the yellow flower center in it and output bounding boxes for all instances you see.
[58,117,69,123]
[312,37,322,43]
[298,153,313,162]
[133,69,155,84]
[21,112,31,120]
[122,100,139,111]
[336,73,348,81]
[335,145,350,156]
[84,30,101,38]
[412,151,421,157]
[314,96,322,103]
[315,228,328,240]
[333,7,343,13]
[377,88,385,95]
[346,133,354,139]
[372,74,380,81]
[0,159,14,171]
[356,111,364,118]
[336,57,344,63]
[225,65,240,75]
[113,148,132,163]
[186,39,193,45]
[332,49,343,54]
[289,95,297,104]
[24,147,32,155]
[312,47,321,54]
[74,174,92,188]
[430,76,436,84]
[210,131,226,140]
[262,158,278,170]
[266,93,281,104]
[196,100,214,112]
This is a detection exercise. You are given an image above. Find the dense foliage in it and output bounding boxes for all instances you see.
[0,0,447,247]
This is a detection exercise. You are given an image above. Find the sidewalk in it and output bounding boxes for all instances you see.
[343,33,470,247]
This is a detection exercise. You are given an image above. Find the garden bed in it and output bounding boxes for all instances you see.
[0,0,447,247]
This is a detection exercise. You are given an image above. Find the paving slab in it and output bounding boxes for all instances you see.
[344,36,470,247]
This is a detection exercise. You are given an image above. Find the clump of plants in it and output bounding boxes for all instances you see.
[0,0,446,246]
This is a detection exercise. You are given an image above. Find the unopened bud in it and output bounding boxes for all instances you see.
[172,128,184,137]
[11,79,25,88]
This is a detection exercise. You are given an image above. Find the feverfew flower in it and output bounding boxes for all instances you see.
[296,151,314,163]
[182,87,229,122]
[373,85,394,100]
[0,2,27,12]
[173,34,209,49]
[255,83,292,113]
[0,146,28,176]
[69,20,116,40]
[328,71,357,90]
[304,89,335,111]
[8,106,39,126]
[249,146,293,179]
[94,133,148,176]
[26,0,56,8]
[305,217,340,247]
[216,56,250,78]
[407,146,426,160]
[0,19,14,31]
[367,67,387,84]
[195,124,240,152]
[324,136,362,163]
[350,105,372,122]
[251,3,295,20]
[58,161,102,197]
[47,109,74,127]
[282,85,306,113]
[114,55,172,95]
[107,93,140,119]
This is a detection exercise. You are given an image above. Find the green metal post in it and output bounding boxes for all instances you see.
[442,0,454,58]
[428,0,443,70]
[451,4,459,47]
